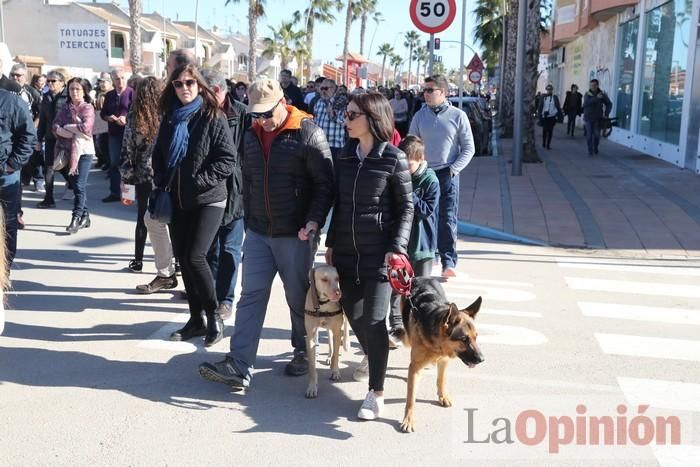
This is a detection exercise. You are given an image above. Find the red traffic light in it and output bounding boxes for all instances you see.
[434,38,441,50]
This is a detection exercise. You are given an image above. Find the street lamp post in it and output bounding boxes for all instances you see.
[458,0,466,110]
[194,0,200,63]
[512,0,526,176]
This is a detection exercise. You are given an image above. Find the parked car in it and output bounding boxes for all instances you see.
[449,96,492,156]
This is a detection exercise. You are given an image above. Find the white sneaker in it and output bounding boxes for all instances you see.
[357,390,384,420]
[34,180,45,193]
[353,355,369,382]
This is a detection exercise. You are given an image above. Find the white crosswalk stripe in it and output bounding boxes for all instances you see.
[565,277,700,298]
[578,302,700,326]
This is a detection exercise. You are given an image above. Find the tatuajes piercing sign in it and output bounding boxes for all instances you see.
[57,24,109,69]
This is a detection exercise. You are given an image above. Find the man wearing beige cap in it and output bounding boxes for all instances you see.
[199,79,334,388]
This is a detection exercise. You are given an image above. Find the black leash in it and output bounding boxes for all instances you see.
[307,229,322,315]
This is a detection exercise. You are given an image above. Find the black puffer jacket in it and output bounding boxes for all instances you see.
[327,140,414,279]
[152,109,236,211]
[242,108,334,237]
[37,87,68,142]
[222,93,249,225]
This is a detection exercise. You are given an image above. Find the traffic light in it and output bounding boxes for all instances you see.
[434,38,441,50]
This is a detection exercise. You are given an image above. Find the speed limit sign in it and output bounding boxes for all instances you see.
[409,0,457,34]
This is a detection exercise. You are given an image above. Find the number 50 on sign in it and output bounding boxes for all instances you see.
[409,0,457,34]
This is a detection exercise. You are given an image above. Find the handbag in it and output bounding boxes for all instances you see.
[148,168,178,223]
[53,148,68,171]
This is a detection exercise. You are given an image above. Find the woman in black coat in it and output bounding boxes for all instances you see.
[537,84,563,150]
[151,64,236,346]
[325,92,414,421]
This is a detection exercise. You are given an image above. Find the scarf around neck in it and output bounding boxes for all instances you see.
[429,100,450,115]
[166,95,202,168]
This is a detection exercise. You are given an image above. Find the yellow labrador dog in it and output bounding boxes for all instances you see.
[304,264,348,398]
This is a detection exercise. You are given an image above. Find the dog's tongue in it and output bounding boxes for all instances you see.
[467,363,475,368]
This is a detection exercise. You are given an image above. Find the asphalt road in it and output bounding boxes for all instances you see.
[1,179,699,466]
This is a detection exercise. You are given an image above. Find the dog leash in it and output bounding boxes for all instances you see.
[307,229,322,315]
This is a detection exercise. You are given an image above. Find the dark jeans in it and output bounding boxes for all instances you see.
[68,154,93,217]
[207,217,244,307]
[43,139,71,203]
[541,117,556,148]
[20,149,44,185]
[171,205,224,321]
[134,183,152,261]
[566,113,578,136]
[388,258,432,329]
[0,171,21,269]
[434,167,459,270]
[95,133,109,168]
[584,120,601,155]
[339,270,392,392]
[107,133,123,197]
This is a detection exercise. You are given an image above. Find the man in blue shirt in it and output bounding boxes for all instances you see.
[409,75,475,278]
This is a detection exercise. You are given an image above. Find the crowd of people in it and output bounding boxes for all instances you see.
[0,50,477,421]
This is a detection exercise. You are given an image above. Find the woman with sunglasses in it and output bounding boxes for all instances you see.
[151,64,237,346]
[325,92,414,420]
[53,78,95,234]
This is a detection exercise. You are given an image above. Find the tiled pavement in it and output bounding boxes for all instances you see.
[458,125,700,257]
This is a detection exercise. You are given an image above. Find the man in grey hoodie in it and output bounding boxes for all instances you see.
[409,75,475,278]
[582,79,612,156]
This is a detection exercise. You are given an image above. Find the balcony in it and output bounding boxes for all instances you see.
[553,4,578,44]
[590,0,638,21]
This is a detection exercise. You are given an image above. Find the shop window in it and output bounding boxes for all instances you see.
[111,32,126,59]
[639,0,691,145]
[615,19,638,130]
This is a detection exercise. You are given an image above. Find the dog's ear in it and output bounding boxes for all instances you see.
[461,296,482,319]
[443,303,460,329]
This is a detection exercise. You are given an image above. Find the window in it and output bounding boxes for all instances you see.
[615,19,638,130]
[639,0,691,145]
[238,54,248,71]
[111,32,125,59]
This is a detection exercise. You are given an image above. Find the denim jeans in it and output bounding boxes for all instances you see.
[207,217,244,307]
[584,120,601,155]
[68,154,92,217]
[0,171,21,268]
[435,167,459,270]
[107,133,123,197]
[228,229,310,380]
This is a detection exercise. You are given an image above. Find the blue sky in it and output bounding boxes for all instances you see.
[129,0,481,70]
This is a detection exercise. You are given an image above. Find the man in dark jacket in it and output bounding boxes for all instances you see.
[582,79,612,156]
[201,69,249,321]
[563,84,583,137]
[199,79,334,389]
[0,58,22,94]
[0,89,36,270]
[279,69,305,110]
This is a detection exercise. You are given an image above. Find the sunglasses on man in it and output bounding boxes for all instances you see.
[46,79,61,84]
[172,79,197,89]
[250,101,280,120]
[423,88,440,94]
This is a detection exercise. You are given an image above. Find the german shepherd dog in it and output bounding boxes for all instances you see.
[400,277,484,433]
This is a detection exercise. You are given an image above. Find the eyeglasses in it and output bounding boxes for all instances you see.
[46,79,60,84]
[250,101,280,120]
[344,110,365,121]
[320,86,331,91]
[10,73,24,78]
[423,88,440,94]
[172,79,197,89]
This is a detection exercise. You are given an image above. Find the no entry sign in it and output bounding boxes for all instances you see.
[409,0,457,34]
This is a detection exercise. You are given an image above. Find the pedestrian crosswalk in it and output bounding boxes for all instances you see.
[558,256,700,467]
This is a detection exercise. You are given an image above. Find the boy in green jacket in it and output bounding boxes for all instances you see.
[388,135,440,346]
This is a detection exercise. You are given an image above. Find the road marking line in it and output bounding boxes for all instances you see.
[478,324,548,346]
[440,277,535,288]
[485,309,542,318]
[617,377,700,412]
[566,277,700,298]
[558,261,700,276]
[446,289,536,302]
[579,302,700,325]
[595,333,700,362]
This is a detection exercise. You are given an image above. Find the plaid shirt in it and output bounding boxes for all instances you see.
[313,98,346,149]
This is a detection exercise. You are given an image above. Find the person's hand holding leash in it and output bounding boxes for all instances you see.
[298,221,319,241]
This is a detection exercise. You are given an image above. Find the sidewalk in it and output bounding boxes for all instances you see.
[459,125,700,257]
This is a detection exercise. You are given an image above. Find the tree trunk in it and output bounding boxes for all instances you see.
[407,45,413,87]
[305,16,314,81]
[342,1,353,86]
[128,0,142,73]
[415,58,422,83]
[360,13,367,56]
[500,0,517,138]
[247,0,257,82]
[380,56,386,86]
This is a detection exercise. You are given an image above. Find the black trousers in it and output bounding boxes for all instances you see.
[339,271,392,392]
[134,183,152,262]
[388,258,432,328]
[42,139,71,203]
[541,117,557,148]
[566,113,578,135]
[171,205,224,320]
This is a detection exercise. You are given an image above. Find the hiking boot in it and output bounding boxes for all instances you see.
[136,275,178,294]
[199,356,250,388]
[285,353,308,376]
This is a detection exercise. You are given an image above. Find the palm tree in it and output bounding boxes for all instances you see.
[353,0,379,56]
[128,0,143,73]
[433,61,446,76]
[261,21,298,69]
[412,44,428,84]
[226,0,265,82]
[293,33,310,80]
[390,53,403,87]
[472,0,504,74]
[403,30,420,87]
[341,0,354,86]
[376,42,393,86]
[293,0,342,80]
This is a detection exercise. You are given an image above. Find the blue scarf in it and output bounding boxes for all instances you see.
[166,95,202,168]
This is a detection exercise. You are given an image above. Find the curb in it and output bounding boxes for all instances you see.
[458,221,548,246]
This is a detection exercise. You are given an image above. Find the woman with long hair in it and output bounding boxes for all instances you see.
[151,64,236,346]
[325,92,414,420]
[53,77,95,234]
